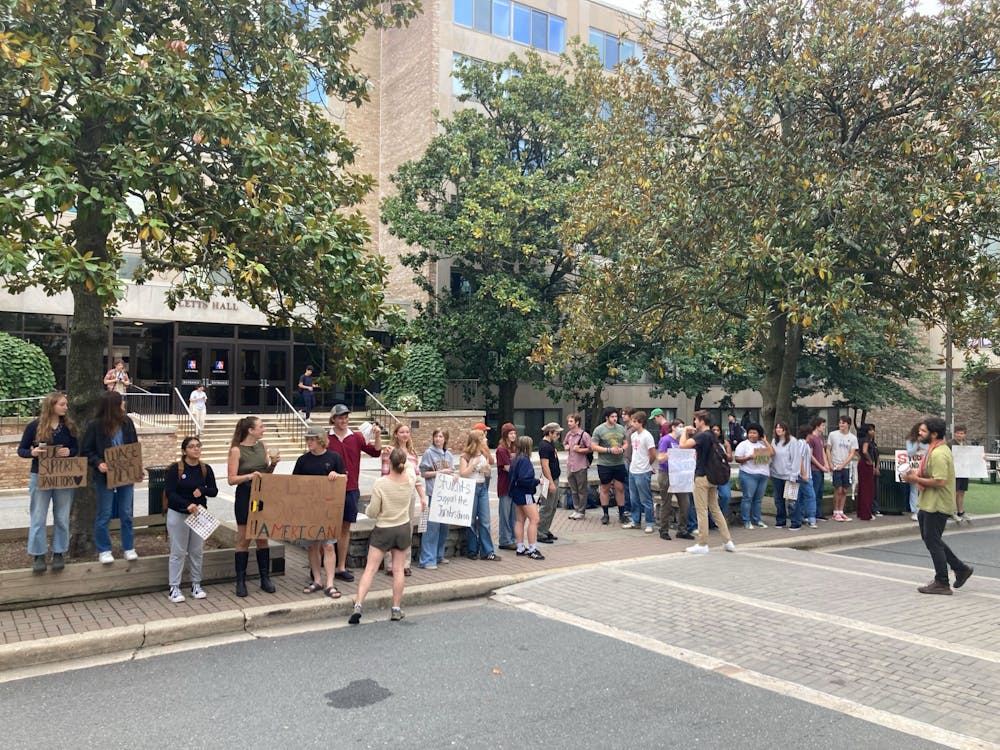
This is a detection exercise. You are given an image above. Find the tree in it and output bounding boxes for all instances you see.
[0,0,417,553]
[553,0,1000,434]
[381,49,600,426]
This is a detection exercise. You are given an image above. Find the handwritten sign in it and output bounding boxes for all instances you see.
[667,448,696,493]
[38,452,89,490]
[953,445,988,479]
[247,473,345,541]
[427,473,475,528]
[104,443,144,488]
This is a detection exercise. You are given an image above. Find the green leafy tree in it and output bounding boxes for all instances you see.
[0,333,56,416]
[381,342,447,411]
[555,0,1000,434]
[0,0,417,553]
[381,49,600,425]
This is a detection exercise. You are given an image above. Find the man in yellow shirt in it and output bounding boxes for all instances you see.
[904,417,973,595]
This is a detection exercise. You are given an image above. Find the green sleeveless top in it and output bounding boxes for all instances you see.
[238,442,268,476]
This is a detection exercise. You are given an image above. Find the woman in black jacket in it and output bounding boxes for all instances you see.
[164,436,218,603]
[82,391,140,564]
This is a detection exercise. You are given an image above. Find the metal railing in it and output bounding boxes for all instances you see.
[123,390,175,429]
[0,395,46,434]
[172,387,197,437]
[363,389,401,430]
[273,386,310,449]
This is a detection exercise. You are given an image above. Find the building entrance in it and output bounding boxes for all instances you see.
[178,341,233,412]
[237,345,290,413]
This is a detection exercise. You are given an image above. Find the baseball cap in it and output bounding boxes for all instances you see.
[650,408,664,418]
[304,427,325,439]
[542,422,563,434]
[472,422,490,431]
[331,404,350,416]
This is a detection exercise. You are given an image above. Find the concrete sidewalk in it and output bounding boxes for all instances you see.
[5,505,984,673]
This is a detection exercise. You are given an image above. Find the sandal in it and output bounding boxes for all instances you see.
[303,582,323,594]
[324,585,342,599]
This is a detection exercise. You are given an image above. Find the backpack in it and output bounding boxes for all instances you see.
[704,439,731,486]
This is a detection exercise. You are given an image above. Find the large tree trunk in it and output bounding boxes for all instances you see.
[759,309,802,436]
[587,388,604,433]
[496,377,518,429]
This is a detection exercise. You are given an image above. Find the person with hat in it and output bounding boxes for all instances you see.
[536,422,563,543]
[294,427,347,598]
[495,422,519,550]
[650,408,669,438]
[327,403,382,581]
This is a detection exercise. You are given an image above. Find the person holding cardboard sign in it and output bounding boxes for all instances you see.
[18,391,79,573]
[227,416,280,597]
[294,427,347,598]
[82,391,140,565]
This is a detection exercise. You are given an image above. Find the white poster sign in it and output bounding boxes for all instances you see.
[427,473,475,528]
[894,450,912,483]
[667,448,696,493]
[953,445,988,479]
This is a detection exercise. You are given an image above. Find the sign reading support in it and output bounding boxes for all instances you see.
[38,447,89,490]
[427,473,475,528]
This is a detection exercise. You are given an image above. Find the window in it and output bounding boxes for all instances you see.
[531,9,547,49]
[492,0,511,38]
[454,0,473,26]
[512,3,531,44]
[457,0,564,53]
[548,17,565,54]
[590,28,642,70]
[473,0,491,32]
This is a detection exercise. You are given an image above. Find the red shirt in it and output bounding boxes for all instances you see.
[327,429,380,491]
[496,445,514,496]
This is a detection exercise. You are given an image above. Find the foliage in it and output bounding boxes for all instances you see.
[381,342,446,411]
[549,0,1000,433]
[0,334,56,416]
[0,0,419,386]
[381,48,602,423]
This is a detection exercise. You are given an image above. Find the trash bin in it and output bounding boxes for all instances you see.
[146,465,169,515]
[876,459,908,514]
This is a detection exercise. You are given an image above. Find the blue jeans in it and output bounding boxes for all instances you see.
[95,476,134,553]
[717,481,732,526]
[797,479,816,524]
[419,495,449,567]
[811,469,825,518]
[908,484,918,513]
[739,471,767,525]
[497,494,517,547]
[27,473,74,556]
[465,483,494,558]
[622,467,632,513]
[772,477,788,526]
[628,471,654,527]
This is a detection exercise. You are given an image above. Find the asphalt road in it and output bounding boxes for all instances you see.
[1,600,944,749]
[835,524,1000,580]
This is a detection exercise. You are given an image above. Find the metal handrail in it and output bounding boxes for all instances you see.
[363,388,402,425]
[273,386,309,449]
[173,387,198,437]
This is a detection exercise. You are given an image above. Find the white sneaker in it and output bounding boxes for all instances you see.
[685,544,710,554]
[724,540,736,552]
[621,520,638,529]
[911,513,918,521]
[569,512,583,520]
[756,522,768,528]
[191,584,207,599]
[644,526,654,534]
[744,522,754,530]
[168,586,186,603]
[124,549,139,561]
[98,551,114,564]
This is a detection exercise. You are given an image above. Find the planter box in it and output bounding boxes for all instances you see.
[0,516,283,610]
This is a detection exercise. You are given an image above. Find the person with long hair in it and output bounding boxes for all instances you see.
[349,448,417,624]
[856,423,879,521]
[905,422,927,521]
[509,436,544,559]
[495,423,518,548]
[382,422,427,576]
[82,391,140,564]
[164,436,218,602]
[227,416,280,596]
[769,422,797,528]
[418,428,455,569]
[460,428,500,561]
[18,391,78,573]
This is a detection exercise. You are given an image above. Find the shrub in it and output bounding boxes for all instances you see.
[382,342,446,411]
[0,333,56,416]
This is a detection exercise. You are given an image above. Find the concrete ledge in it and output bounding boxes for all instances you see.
[143,610,247,648]
[0,624,145,671]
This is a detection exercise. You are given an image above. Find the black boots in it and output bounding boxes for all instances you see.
[256,548,276,593]
[235,551,249,597]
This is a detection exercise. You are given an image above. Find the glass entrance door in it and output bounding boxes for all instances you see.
[238,345,290,412]
[178,342,232,412]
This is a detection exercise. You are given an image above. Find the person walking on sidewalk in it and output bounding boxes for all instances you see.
[536,422,562,544]
[164,436,218,603]
[18,391,79,574]
[680,410,735,555]
[418,428,456,568]
[904,417,973,595]
[227,416,281,597]
[564,414,592,520]
[495,423,519,549]
[82,391,140,565]
[510,436,544,559]
[349,448,418,624]
[294,427,347,598]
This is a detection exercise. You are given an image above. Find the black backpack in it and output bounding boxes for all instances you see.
[704,439,731,486]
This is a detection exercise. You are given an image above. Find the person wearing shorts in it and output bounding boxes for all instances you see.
[294,427,347,599]
[592,407,628,525]
[509,436,544,559]
[826,416,858,521]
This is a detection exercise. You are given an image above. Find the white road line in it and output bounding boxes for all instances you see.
[493,593,1000,750]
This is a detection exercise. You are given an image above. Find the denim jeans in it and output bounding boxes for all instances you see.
[739,471,768,525]
[622,466,632,513]
[772,477,787,526]
[94,476,134,553]
[27,473,74,556]
[717,481,732,525]
[628,471,654,528]
[797,479,816,525]
[811,469,825,518]
[908,484,919,513]
[465,483,494,558]
[497,494,517,547]
[419,494,449,566]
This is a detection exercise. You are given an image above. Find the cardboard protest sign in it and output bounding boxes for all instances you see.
[427,473,475,527]
[894,450,911,483]
[953,445,988,479]
[667,448,696,493]
[247,473,345,542]
[104,443,144,488]
[38,451,89,490]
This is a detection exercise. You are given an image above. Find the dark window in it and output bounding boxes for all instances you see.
[0,312,21,330]
[22,314,69,333]
[238,325,290,341]
[177,323,236,338]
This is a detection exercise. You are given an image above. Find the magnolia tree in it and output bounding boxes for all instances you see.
[550,0,1000,432]
[0,0,418,552]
